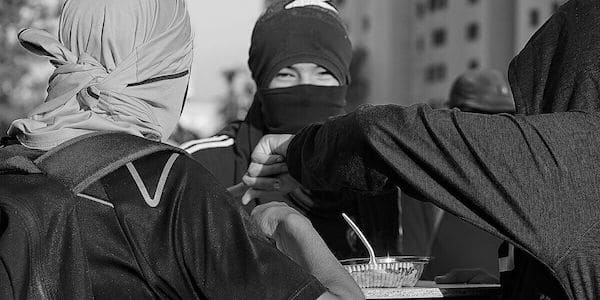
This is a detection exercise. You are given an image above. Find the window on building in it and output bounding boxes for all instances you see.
[425,63,447,83]
[436,64,447,81]
[466,22,480,41]
[431,28,447,47]
[468,59,480,70]
[529,9,540,27]
[425,67,435,82]
[416,2,426,18]
[428,0,447,12]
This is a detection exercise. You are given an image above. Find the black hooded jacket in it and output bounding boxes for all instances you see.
[0,137,326,299]
[284,0,600,299]
[184,98,401,260]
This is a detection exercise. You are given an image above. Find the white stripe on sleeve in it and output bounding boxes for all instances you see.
[185,138,235,154]
[179,135,229,150]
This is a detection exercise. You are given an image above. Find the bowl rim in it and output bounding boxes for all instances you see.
[339,256,431,265]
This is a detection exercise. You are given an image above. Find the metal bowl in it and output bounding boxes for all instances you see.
[340,256,430,288]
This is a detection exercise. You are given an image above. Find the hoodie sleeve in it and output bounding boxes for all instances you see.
[287,104,600,270]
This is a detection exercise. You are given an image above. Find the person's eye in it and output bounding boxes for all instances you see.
[318,69,334,77]
[275,70,296,79]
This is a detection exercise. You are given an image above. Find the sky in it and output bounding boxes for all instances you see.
[181,0,263,136]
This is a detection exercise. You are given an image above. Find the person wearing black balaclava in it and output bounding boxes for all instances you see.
[181,0,401,259]
[244,0,600,299]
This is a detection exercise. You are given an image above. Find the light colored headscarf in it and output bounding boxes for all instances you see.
[8,0,193,150]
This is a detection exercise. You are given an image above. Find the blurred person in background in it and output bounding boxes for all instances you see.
[0,0,362,298]
[181,0,400,259]
[446,69,515,114]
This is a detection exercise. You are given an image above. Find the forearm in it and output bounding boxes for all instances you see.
[274,214,363,299]
[287,107,392,193]
[286,104,510,239]
[285,104,600,265]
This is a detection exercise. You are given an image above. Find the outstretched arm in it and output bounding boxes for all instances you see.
[252,202,364,300]
[245,104,600,273]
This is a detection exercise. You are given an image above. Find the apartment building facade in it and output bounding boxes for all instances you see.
[337,0,566,106]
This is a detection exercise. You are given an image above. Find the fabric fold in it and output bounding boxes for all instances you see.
[9,0,193,150]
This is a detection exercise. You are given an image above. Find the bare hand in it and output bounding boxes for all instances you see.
[241,134,296,205]
[241,173,302,205]
[247,134,294,177]
[251,201,308,238]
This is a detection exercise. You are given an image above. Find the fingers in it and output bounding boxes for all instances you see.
[241,188,283,205]
[251,152,284,165]
[250,134,294,164]
[226,182,249,198]
[242,174,281,191]
[242,173,302,196]
[247,161,288,177]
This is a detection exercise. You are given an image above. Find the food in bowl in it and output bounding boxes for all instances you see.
[340,256,430,288]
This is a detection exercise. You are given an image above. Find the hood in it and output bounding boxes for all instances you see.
[508,0,600,115]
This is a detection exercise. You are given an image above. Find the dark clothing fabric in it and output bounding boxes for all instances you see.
[285,1,600,299]
[424,213,502,280]
[249,0,352,88]
[0,141,326,299]
[400,195,441,256]
[188,130,401,260]
[401,191,502,281]
[508,0,600,115]
[287,104,598,300]
[498,242,567,300]
[259,85,347,134]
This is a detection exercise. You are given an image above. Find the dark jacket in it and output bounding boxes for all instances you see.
[283,1,600,298]
[0,137,325,299]
[183,104,401,259]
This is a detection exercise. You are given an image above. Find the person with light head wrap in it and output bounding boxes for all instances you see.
[0,0,362,298]
[182,0,401,260]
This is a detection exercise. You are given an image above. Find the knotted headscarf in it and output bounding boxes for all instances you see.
[9,0,193,150]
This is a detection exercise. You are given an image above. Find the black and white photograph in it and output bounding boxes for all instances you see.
[0,0,597,299]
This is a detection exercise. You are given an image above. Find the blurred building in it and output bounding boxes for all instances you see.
[337,0,567,106]
[181,0,263,137]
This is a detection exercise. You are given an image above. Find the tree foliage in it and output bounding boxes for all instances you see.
[0,0,59,135]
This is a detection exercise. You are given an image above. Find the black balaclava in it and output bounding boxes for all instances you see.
[248,0,352,88]
[259,85,347,133]
[219,0,353,184]
[247,0,352,134]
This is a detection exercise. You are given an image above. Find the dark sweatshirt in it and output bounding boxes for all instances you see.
[0,139,325,299]
[285,0,600,299]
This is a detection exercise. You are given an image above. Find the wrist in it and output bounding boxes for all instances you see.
[275,213,312,238]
